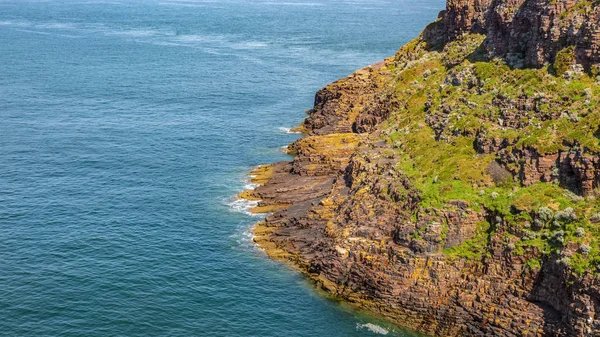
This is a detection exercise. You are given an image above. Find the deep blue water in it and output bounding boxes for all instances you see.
[0,1,443,336]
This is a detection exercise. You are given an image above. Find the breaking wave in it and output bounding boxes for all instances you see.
[277,126,302,134]
[356,323,389,335]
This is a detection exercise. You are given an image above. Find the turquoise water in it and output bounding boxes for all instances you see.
[0,1,443,336]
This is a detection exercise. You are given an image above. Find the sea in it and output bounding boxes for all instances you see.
[0,0,443,336]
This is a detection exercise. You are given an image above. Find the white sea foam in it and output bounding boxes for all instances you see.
[106,28,169,38]
[163,0,217,2]
[228,197,262,217]
[260,2,325,6]
[173,34,226,44]
[13,28,52,35]
[277,126,302,134]
[171,34,268,52]
[356,323,389,335]
[226,171,264,217]
[0,20,31,27]
[0,20,170,41]
[12,28,81,38]
[0,19,267,56]
[232,222,256,247]
[159,2,209,7]
[244,181,259,190]
[71,1,122,4]
[35,22,77,30]
[230,41,268,49]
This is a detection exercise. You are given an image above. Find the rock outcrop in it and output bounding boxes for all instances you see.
[444,0,600,70]
[242,1,600,336]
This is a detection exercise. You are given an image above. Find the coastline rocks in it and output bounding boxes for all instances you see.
[301,64,392,136]
[240,1,600,336]
[241,56,600,335]
[289,133,362,177]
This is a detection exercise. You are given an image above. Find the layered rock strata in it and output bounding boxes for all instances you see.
[241,1,600,336]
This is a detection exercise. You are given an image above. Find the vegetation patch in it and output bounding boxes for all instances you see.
[381,33,600,274]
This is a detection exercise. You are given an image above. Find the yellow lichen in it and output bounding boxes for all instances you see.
[249,164,274,185]
[250,203,292,214]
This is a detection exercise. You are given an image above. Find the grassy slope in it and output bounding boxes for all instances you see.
[379,31,600,275]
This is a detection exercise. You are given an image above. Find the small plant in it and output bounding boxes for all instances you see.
[552,230,566,246]
[522,231,538,241]
[550,219,561,230]
[559,256,572,266]
[579,244,591,255]
[537,207,554,222]
[533,218,545,230]
[576,227,586,237]
[556,207,577,221]
[589,213,600,223]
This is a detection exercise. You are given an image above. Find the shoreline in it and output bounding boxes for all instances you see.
[236,60,420,332]
[233,53,552,336]
[242,170,430,337]
[236,12,600,332]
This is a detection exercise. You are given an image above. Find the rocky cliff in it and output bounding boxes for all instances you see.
[242,1,600,336]
[444,0,600,70]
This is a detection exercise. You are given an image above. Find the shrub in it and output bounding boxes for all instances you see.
[559,256,572,266]
[556,207,577,221]
[576,227,586,237]
[537,207,554,222]
[552,230,566,245]
[580,244,592,255]
[551,219,561,229]
[522,231,538,241]
[533,218,545,230]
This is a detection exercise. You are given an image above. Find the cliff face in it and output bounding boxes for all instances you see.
[444,0,600,70]
[243,1,600,336]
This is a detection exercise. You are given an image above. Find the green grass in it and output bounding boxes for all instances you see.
[380,32,600,275]
[443,221,491,260]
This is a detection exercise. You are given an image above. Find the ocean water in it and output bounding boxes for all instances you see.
[0,1,443,336]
